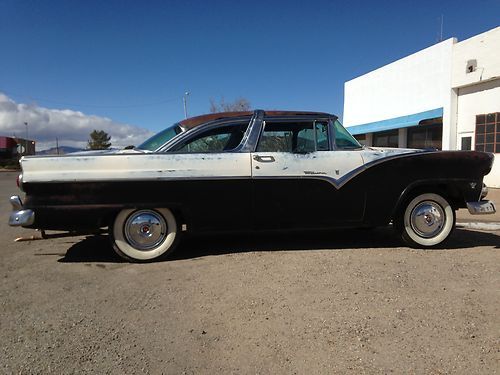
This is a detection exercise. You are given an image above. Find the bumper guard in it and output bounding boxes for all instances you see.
[466,200,496,215]
[8,195,35,227]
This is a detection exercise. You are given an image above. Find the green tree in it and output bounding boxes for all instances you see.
[87,130,112,150]
[209,97,251,113]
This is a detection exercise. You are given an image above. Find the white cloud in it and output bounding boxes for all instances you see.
[0,92,154,150]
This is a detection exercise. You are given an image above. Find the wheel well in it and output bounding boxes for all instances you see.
[394,183,462,220]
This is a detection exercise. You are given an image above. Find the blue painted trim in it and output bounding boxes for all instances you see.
[346,108,443,135]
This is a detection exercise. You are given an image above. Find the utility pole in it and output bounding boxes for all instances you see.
[24,122,28,155]
[56,137,59,155]
[440,15,443,42]
[183,91,190,119]
[437,15,444,43]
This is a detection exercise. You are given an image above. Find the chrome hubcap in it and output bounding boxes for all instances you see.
[124,210,167,251]
[410,201,445,238]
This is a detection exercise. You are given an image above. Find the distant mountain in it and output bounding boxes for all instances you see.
[36,146,83,155]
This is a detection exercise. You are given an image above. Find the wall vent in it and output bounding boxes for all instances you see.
[466,59,477,73]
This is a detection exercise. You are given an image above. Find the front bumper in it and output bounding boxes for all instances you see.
[466,200,496,215]
[8,195,35,227]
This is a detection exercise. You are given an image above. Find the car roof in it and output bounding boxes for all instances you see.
[178,110,334,129]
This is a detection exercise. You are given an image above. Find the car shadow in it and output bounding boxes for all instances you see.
[58,235,124,263]
[58,227,499,263]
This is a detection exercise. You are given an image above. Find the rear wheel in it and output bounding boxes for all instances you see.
[111,208,179,262]
[395,193,455,248]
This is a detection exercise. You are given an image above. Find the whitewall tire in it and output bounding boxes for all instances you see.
[111,208,178,262]
[397,193,455,248]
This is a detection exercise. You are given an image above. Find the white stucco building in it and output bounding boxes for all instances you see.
[343,26,500,187]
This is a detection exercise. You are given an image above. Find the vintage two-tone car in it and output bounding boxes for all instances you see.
[8,110,496,261]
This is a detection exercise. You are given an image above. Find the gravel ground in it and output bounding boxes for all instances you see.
[1,172,499,374]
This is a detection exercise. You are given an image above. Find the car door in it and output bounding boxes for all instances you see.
[165,120,253,231]
[251,119,366,230]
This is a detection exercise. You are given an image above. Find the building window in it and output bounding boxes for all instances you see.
[354,134,366,145]
[461,136,472,151]
[407,123,442,150]
[476,113,499,153]
[373,129,398,148]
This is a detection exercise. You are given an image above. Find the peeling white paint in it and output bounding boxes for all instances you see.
[360,147,420,164]
[21,148,423,186]
[21,153,252,183]
[251,151,364,180]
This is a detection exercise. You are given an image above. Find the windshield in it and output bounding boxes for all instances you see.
[333,120,362,149]
[138,124,183,151]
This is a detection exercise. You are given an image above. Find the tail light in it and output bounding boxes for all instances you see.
[16,173,24,192]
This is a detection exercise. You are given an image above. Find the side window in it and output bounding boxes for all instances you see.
[171,122,248,153]
[333,120,362,149]
[295,126,315,153]
[257,123,295,152]
[257,121,329,152]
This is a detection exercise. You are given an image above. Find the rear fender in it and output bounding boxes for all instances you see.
[392,178,483,219]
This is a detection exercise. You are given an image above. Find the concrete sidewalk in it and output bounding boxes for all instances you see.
[456,188,500,223]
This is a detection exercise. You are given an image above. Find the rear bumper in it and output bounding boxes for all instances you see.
[466,200,496,215]
[8,195,35,227]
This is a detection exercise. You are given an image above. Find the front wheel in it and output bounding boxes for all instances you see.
[395,193,456,248]
[111,208,179,262]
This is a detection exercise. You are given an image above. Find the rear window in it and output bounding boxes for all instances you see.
[170,122,249,153]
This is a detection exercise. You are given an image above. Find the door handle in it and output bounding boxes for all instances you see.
[253,155,275,163]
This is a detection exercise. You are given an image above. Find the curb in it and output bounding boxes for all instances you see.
[457,222,500,231]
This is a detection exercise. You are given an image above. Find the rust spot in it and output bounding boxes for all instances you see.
[179,110,332,129]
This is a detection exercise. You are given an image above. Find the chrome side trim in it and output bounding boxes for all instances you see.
[21,175,255,184]
[10,195,23,210]
[9,209,35,227]
[466,200,496,215]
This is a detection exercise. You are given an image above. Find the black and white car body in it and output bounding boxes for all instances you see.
[9,110,496,261]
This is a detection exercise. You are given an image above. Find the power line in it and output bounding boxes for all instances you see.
[1,89,184,109]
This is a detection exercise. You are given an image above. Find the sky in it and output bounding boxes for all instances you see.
[1,0,499,150]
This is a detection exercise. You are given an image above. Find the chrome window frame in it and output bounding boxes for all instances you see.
[253,115,333,153]
[155,111,348,154]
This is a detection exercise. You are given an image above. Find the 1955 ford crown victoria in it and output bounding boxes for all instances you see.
[8,110,496,261]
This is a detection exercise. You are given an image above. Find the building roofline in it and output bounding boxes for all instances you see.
[344,37,457,85]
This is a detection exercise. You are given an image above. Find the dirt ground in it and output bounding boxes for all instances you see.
[1,171,499,374]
